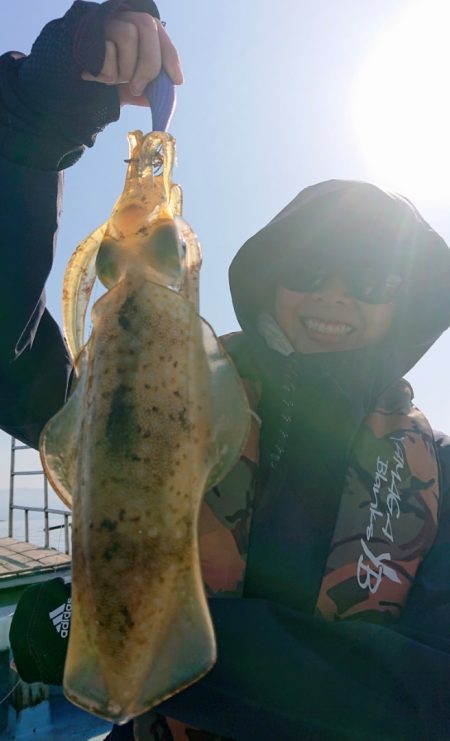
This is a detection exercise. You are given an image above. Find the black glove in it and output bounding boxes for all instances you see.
[74,0,160,76]
[0,0,160,170]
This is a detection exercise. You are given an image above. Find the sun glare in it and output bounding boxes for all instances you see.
[353,0,450,200]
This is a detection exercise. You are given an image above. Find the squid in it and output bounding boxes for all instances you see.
[40,131,250,723]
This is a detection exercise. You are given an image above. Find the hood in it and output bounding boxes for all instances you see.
[229,180,450,382]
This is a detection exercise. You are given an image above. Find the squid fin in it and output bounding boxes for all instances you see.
[39,349,88,509]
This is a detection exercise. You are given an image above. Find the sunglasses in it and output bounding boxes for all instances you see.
[279,261,403,304]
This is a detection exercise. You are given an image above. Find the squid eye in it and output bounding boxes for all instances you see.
[96,240,121,289]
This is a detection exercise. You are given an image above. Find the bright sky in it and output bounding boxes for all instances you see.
[2,0,450,494]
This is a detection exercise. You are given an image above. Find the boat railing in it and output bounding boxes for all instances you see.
[8,437,72,555]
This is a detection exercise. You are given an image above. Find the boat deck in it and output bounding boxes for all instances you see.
[0,537,70,577]
[0,537,71,612]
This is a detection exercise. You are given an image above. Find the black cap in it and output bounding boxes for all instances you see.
[9,578,71,685]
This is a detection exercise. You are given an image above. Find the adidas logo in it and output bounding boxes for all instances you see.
[48,597,72,639]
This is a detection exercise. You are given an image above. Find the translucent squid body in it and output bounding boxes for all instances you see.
[40,132,250,723]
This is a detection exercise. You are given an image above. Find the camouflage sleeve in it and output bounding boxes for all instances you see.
[398,430,450,635]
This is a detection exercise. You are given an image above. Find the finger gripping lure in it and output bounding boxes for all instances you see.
[40,131,250,723]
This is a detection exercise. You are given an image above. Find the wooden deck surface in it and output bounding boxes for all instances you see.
[0,537,71,578]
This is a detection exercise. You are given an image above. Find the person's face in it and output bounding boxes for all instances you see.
[274,271,395,354]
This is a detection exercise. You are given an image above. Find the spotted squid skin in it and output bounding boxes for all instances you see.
[40,131,250,723]
[64,272,217,721]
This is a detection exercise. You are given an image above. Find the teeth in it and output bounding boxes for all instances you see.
[302,318,354,336]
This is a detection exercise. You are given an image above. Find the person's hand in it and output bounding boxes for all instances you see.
[80,10,183,107]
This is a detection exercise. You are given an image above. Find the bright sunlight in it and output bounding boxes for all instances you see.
[353,0,450,201]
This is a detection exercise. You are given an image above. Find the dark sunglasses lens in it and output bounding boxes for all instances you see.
[349,269,403,303]
[279,258,329,293]
[279,262,403,304]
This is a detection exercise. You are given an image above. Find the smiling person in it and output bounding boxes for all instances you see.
[155,180,450,739]
[273,266,396,352]
[3,3,450,741]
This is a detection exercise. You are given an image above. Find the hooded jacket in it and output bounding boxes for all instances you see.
[226,180,450,618]
[3,6,450,740]
[158,184,450,740]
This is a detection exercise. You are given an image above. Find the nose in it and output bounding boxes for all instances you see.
[313,271,352,304]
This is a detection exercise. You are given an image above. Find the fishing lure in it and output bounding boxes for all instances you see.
[40,128,250,723]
